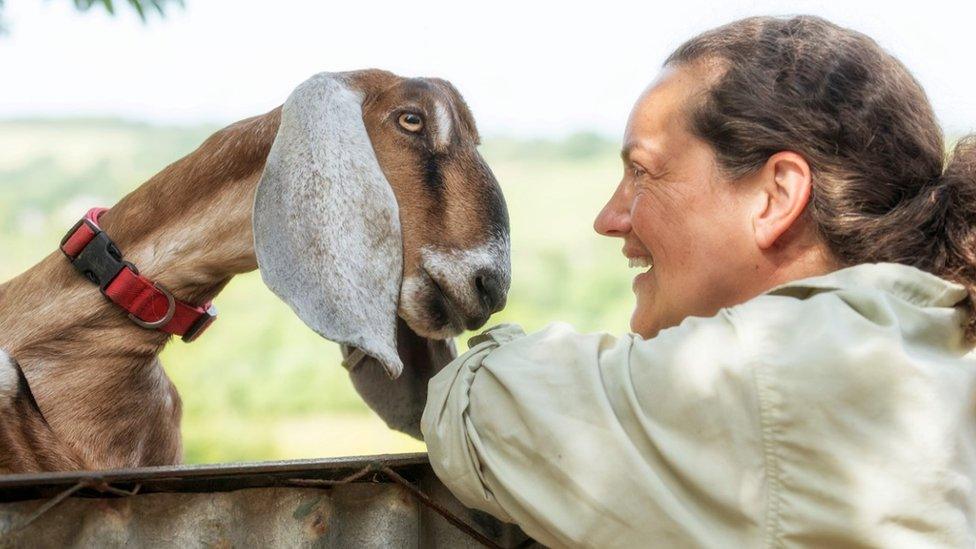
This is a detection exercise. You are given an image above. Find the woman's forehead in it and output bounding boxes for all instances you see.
[623,68,704,162]
[628,68,702,130]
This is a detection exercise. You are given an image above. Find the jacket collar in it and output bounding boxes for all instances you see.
[766,262,968,308]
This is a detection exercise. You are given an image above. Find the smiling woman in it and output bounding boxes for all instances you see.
[422,15,976,548]
[593,65,812,338]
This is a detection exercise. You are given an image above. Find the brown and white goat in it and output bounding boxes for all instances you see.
[0,70,510,473]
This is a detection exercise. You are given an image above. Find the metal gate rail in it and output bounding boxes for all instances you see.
[0,453,537,548]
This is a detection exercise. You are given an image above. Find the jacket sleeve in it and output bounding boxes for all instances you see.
[421,317,768,548]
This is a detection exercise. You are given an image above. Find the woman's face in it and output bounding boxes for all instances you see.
[594,66,760,338]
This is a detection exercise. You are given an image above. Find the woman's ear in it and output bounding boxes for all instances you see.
[753,151,813,249]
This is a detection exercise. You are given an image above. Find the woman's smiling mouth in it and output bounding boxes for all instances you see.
[629,257,653,269]
[629,255,655,292]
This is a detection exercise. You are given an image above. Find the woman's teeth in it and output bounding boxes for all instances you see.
[629,257,653,269]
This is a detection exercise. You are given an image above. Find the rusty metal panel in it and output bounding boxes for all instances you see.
[0,453,541,548]
[1,485,418,547]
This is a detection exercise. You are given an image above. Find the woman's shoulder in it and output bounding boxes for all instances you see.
[725,262,970,356]
[715,263,975,422]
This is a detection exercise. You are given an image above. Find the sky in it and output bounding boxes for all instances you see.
[1,0,974,138]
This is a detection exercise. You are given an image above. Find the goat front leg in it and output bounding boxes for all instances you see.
[342,318,457,439]
[0,351,86,474]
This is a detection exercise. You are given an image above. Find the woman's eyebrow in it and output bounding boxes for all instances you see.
[621,142,642,163]
[622,141,666,168]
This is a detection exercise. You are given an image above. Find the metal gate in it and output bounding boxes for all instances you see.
[0,453,539,548]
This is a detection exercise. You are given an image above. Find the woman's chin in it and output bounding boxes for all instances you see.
[630,308,659,339]
[631,279,661,338]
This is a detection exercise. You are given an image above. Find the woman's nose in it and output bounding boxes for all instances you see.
[594,182,632,237]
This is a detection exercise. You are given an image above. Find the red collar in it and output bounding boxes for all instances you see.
[59,207,217,342]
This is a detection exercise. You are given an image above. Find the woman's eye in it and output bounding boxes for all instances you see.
[398,113,424,133]
[632,165,647,179]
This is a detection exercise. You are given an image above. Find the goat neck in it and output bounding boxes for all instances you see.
[105,109,283,307]
[0,108,281,469]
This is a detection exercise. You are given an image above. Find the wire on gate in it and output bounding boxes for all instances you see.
[1,479,140,542]
[2,464,522,549]
[379,465,505,549]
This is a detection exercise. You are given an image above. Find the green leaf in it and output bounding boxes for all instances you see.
[127,0,146,20]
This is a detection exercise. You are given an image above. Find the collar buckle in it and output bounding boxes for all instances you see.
[69,231,127,291]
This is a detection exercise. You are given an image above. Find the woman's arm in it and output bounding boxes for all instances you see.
[421,317,766,548]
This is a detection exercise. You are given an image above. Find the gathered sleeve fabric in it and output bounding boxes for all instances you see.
[421,317,767,548]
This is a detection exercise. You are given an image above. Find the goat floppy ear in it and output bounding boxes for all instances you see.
[340,318,457,439]
[254,72,404,378]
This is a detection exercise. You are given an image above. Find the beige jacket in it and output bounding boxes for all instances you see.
[421,263,976,548]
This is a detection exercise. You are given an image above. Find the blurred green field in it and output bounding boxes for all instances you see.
[0,119,635,463]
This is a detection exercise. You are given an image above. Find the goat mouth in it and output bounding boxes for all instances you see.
[422,268,466,334]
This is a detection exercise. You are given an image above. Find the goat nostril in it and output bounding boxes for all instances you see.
[473,270,505,314]
[474,275,489,307]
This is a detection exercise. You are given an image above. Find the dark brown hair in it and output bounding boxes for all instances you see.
[666,16,976,337]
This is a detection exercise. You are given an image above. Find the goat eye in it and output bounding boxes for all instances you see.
[398,113,424,133]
